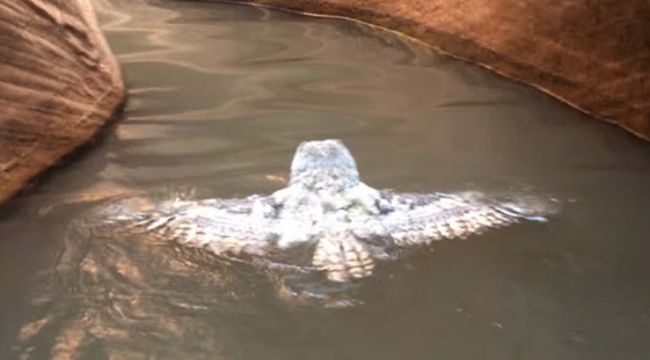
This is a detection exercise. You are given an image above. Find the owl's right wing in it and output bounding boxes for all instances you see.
[380,192,549,246]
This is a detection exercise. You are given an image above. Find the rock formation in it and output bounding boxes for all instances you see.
[239,0,650,141]
[0,0,124,204]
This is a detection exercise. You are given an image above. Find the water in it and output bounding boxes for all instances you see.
[1,0,649,358]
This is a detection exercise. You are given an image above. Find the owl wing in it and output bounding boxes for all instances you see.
[131,196,276,256]
[380,192,548,246]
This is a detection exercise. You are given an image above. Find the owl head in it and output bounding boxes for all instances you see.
[289,139,360,190]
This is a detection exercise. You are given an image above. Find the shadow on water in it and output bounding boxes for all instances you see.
[1,0,649,359]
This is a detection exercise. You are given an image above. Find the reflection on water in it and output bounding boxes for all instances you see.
[1,0,649,358]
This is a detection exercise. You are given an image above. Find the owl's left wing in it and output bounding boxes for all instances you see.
[130,196,276,256]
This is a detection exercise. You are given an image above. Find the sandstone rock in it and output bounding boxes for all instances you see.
[0,0,124,204]
[239,0,650,141]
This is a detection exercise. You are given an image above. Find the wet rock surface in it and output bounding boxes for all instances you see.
[237,0,650,140]
[0,0,124,204]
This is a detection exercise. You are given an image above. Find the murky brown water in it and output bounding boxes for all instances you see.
[1,0,649,358]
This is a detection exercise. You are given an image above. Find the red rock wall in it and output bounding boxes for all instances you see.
[0,0,125,203]
[240,0,650,140]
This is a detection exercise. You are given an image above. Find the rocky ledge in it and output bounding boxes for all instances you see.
[239,0,650,141]
[1,0,647,204]
[0,0,124,204]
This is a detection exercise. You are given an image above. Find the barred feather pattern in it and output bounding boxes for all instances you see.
[127,197,275,257]
[382,193,537,246]
[86,140,551,285]
[312,234,375,282]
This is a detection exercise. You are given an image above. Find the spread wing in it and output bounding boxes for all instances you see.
[381,192,547,246]
[127,196,276,256]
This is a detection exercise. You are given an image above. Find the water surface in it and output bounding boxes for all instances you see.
[1,0,649,359]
